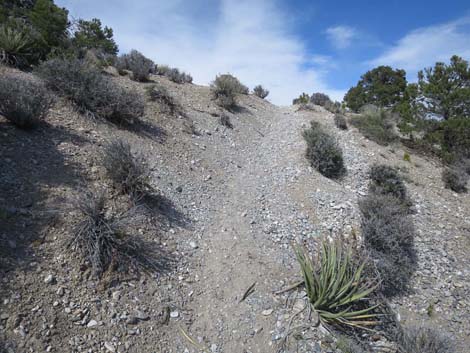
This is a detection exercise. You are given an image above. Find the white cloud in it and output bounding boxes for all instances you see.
[370,16,470,78]
[57,0,344,105]
[325,25,357,49]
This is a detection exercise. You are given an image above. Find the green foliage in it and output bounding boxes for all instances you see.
[36,58,144,124]
[253,84,269,99]
[441,117,470,159]
[28,0,68,52]
[403,152,411,162]
[344,66,407,112]
[417,55,470,120]
[293,92,309,105]
[351,109,397,146]
[294,240,379,329]
[0,22,39,67]
[0,72,52,129]
[211,74,248,109]
[72,18,118,56]
[302,121,346,178]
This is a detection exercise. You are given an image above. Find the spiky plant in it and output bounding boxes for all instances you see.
[294,240,379,329]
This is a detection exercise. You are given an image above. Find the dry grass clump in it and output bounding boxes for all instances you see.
[0,72,52,129]
[102,139,151,197]
[69,192,159,276]
[36,58,144,124]
[302,121,346,179]
[396,325,454,353]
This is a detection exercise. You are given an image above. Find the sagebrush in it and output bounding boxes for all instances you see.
[351,109,397,146]
[397,325,454,353]
[0,73,52,129]
[302,121,346,178]
[334,114,348,130]
[145,84,182,116]
[442,166,468,193]
[253,85,269,99]
[369,164,408,203]
[36,58,144,124]
[359,193,416,296]
[116,50,154,82]
[211,74,248,109]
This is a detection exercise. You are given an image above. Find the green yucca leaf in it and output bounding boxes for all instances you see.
[293,240,379,329]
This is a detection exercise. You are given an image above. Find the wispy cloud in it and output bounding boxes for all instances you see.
[57,0,344,105]
[325,25,357,49]
[370,16,470,78]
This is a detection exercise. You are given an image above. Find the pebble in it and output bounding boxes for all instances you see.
[44,274,55,284]
[170,311,179,318]
[87,320,98,328]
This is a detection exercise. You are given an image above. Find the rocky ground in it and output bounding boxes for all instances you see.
[0,69,469,353]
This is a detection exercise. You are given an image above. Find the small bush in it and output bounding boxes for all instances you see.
[334,113,348,130]
[0,23,38,68]
[155,64,171,76]
[145,84,181,115]
[310,92,331,106]
[36,58,144,124]
[211,74,248,109]
[116,50,154,82]
[359,194,416,296]
[442,167,468,193]
[253,85,269,99]
[324,100,342,113]
[294,240,379,329]
[167,68,192,84]
[69,192,159,276]
[0,73,52,129]
[293,92,309,105]
[302,121,346,178]
[369,164,408,202]
[351,109,397,146]
[397,325,454,353]
[219,114,233,129]
[102,139,151,197]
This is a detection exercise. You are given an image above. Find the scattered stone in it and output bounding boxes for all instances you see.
[170,311,179,318]
[261,309,273,316]
[87,320,98,328]
[44,274,55,284]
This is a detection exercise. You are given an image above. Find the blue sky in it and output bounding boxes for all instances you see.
[56,0,470,105]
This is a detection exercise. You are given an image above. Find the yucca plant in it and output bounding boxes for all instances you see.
[0,24,35,67]
[294,240,379,329]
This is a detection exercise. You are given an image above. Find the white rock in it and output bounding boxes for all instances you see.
[104,342,116,352]
[44,274,54,284]
[261,309,273,316]
[170,311,179,318]
[87,320,98,328]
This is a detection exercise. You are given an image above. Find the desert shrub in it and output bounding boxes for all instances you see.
[253,85,269,99]
[155,64,171,76]
[334,113,348,130]
[294,240,379,329]
[0,73,52,128]
[359,194,416,296]
[302,121,346,178]
[0,22,39,67]
[397,325,454,353]
[211,74,248,109]
[442,167,468,193]
[369,164,408,202]
[145,84,181,115]
[324,100,342,113]
[293,92,309,105]
[351,109,397,146]
[219,114,233,129]
[310,92,331,106]
[166,68,193,84]
[69,192,159,276]
[102,139,151,196]
[116,50,154,82]
[36,58,144,124]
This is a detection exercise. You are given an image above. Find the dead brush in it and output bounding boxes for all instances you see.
[68,193,160,276]
[294,240,379,330]
[102,139,151,198]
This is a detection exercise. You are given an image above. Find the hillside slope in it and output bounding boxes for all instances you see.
[0,69,469,353]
